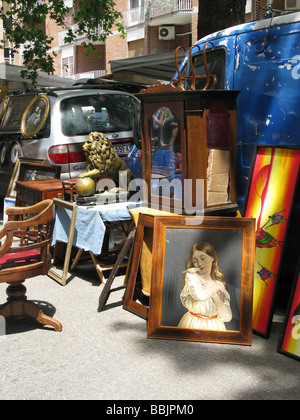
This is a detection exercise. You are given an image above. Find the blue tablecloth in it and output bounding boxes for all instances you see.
[52,201,140,255]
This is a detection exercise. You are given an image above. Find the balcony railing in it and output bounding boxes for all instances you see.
[124,0,192,27]
[124,6,145,27]
[151,0,192,18]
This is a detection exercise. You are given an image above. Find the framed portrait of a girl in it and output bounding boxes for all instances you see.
[147,216,255,346]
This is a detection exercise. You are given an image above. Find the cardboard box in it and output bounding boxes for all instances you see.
[207,149,230,205]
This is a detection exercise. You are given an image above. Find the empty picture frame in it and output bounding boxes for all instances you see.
[278,258,300,361]
[48,198,78,286]
[6,157,46,198]
[147,216,255,346]
[123,213,155,320]
[243,146,300,338]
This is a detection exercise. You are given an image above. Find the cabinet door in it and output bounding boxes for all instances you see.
[141,99,186,211]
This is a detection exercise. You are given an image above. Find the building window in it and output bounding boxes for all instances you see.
[126,0,145,26]
[4,47,14,64]
[61,45,74,77]
[62,56,74,77]
[246,0,252,13]
[63,0,73,7]
[130,0,141,9]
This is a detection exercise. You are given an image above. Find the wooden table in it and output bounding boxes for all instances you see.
[50,200,140,285]
[16,178,70,206]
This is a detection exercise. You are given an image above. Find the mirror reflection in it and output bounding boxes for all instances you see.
[150,107,182,188]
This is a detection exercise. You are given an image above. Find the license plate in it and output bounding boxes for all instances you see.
[113,143,131,155]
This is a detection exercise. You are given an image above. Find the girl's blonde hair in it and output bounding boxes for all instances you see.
[181,241,226,289]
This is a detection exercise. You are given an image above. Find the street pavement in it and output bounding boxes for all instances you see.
[0,205,299,401]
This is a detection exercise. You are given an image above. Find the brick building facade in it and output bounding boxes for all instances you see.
[0,0,292,82]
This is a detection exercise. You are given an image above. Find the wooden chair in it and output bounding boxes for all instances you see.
[0,199,62,332]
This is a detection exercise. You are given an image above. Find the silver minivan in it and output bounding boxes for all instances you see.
[0,86,140,197]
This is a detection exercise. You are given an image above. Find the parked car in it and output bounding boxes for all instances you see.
[0,85,140,197]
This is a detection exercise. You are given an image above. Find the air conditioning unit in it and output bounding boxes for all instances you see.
[159,26,175,41]
[285,0,300,10]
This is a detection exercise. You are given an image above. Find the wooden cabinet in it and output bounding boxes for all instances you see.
[137,85,239,215]
[16,179,66,206]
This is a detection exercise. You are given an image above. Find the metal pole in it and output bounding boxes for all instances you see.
[265,0,274,18]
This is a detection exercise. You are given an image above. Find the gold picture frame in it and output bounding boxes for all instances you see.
[0,93,8,126]
[20,94,50,138]
[123,213,155,320]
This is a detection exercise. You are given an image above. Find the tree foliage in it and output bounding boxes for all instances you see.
[0,0,125,85]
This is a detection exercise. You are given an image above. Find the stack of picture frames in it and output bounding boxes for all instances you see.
[243,145,300,361]
[123,211,256,346]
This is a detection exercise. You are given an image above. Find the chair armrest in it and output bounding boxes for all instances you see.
[5,199,53,217]
[0,228,14,260]
[4,199,54,231]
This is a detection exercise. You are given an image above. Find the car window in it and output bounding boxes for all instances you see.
[181,47,226,90]
[60,94,140,136]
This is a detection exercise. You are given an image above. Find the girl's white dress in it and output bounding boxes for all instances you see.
[178,269,232,331]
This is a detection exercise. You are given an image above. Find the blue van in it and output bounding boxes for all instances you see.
[127,12,300,209]
[169,11,300,301]
[125,12,300,299]
[176,11,300,208]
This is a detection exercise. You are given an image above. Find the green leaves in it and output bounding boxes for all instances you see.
[0,0,125,85]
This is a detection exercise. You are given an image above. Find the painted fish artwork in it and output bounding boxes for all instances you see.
[244,147,300,337]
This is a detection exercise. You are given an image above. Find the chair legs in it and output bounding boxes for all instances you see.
[0,281,62,332]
